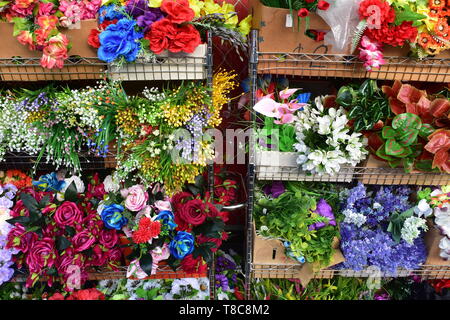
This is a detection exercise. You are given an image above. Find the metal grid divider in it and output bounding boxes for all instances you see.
[244,29,259,300]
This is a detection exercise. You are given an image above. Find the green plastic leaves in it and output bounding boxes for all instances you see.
[376,113,435,172]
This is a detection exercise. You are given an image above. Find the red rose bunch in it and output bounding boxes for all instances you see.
[6,173,122,290]
[144,0,201,54]
[49,288,105,300]
[214,177,238,206]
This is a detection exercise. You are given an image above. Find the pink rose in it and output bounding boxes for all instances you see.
[26,238,56,273]
[55,201,83,226]
[55,248,83,274]
[6,224,38,253]
[98,229,118,248]
[155,200,172,212]
[72,231,96,252]
[106,247,122,270]
[125,185,148,212]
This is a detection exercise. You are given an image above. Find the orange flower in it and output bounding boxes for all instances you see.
[3,170,32,188]
[429,0,446,9]
[418,32,435,49]
[37,15,58,31]
[435,19,449,37]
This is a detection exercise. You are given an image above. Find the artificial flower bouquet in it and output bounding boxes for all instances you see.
[254,181,341,269]
[355,81,450,173]
[101,174,228,279]
[4,171,124,290]
[113,70,237,195]
[253,78,368,176]
[0,81,120,173]
[88,0,252,65]
[214,249,245,300]
[0,0,102,69]
[415,186,450,261]
[354,0,450,71]
[337,183,428,273]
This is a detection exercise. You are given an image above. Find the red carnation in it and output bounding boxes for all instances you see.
[359,0,395,23]
[160,0,195,24]
[298,8,309,17]
[87,29,100,48]
[132,217,161,244]
[317,0,330,10]
[168,23,201,53]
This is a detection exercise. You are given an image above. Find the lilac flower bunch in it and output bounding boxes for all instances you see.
[338,184,427,273]
[0,224,17,285]
[0,184,18,209]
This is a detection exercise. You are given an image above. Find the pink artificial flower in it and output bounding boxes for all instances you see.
[14,0,35,9]
[126,259,150,279]
[58,0,83,28]
[40,33,69,69]
[279,88,300,100]
[37,2,55,16]
[35,28,51,47]
[37,15,59,30]
[274,106,294,124]
[253,97,282,118]
[154,200,172,212]
[358,36,386,72]
[124,185,149,212]
[16,30,34,50]
[151,243,170,267]
[80,0,101,19]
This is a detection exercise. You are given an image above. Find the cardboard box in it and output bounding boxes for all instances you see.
[252,0,450,82]
[255,150,355,182]
[0,20,105,81]
[359,155,450,185]
[109,43,207,81]
[252,223,345,285]
[422,224,450,279]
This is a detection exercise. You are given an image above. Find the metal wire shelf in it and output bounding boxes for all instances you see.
[11,264,209,283]
[0,55,207,82]
[0,151,117,171]
[257,52,450,82]
[251,264,450,280]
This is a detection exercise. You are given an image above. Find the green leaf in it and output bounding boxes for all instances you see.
[139,254,153,276]
[0,1,10,7]
[39,195,51,208]
[56,236,71,252]
[394,5,427,26]
[419,123,435,139]
[381,126,396,139]
[193,246,213,264]
[11,17,30,37]
[336,86,355,108]
[64,181,78,203]
[20,193,40,215]
[385,139,412,158]
[6,216,31,226]
[65,226,76,237]
[392,113,421,130]
[397,128,419,146]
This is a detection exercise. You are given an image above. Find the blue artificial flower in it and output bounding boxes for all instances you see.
[98,4,126,23]
[98,19,144,63]
[101,204,128,230]
[169,231,194,259]
[32,172,66,192]
[155,210,177,231]
[296,92,311,104]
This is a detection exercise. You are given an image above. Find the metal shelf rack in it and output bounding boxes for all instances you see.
[244,29,450,299]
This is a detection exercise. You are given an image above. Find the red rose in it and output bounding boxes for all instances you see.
[146,18,177,54]
[54,201,83,227]
[175,213,190,232]
[72,230,96,252]
[56,248,80,274]
[49,293,65,300]
[178,199,206,226]
[298,8,309,17]
[87,244,107,267]
[171,191,193,212]
[26,238,56,273]
[88,29,100,48]
[317,0,330,10]
[197,234,222,252]
[99,229,119,248]
[67,288,105,300]
[11,200,29,217]
[99,19,118,30]
[6,223,38,253]
[160,0,195,24]
[205,202,220,218]
[107,247,122,269]
[87,183,106,199]
[180,254,207,274]
[234,290,244,300]
[168,23,201,53]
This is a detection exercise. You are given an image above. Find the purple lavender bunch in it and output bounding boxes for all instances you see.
[125,0,164,32]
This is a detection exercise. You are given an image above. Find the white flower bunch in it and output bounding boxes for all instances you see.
[342,209,367,227]
[401,216,428,245]
[293,96,368,175]
[0,96,44,160]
